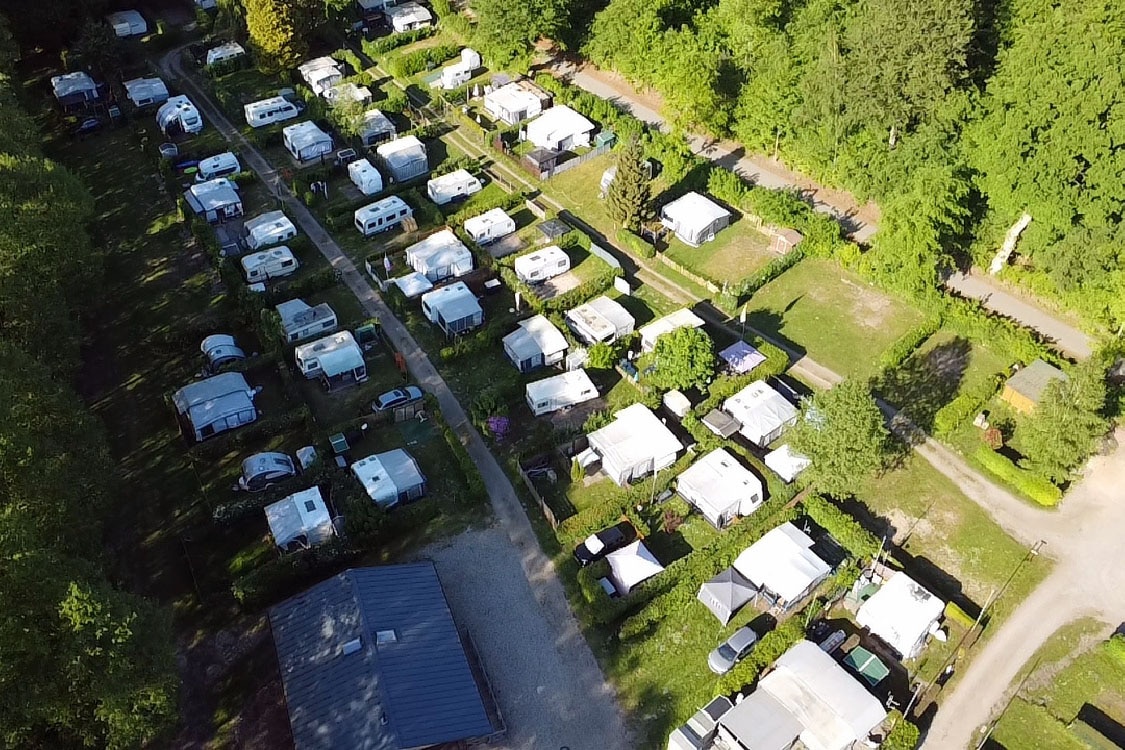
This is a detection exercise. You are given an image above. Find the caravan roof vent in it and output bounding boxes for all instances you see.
[376,629,397,645]
[341,638,362,656]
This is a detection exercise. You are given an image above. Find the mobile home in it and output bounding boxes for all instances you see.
[660,192,732,247]
[426,169,483,206]
[353,196,412,236]
[565,295,635,345]
[386,2,433,32]
[294,331,368,388]
[276,298,339,343]
[358,108,396,147]
[405,229,473,282]
[205,42,245,67]
[184,179,242,224]
[514,245,570,284]
[463,207,516,245]
[244,210,297,250]
[282,121,332,162]
[483,81,547,126]
[241,247,299,284]
[298,57,344,97]
[243,96,300,128]
[50,72,99,107]
[376,136,429,182]
[123,77,168,108]
[526,369,598,416]
[503,315,568,372]
[107,9,147,37]
[173,372,258,442]
[156,95,203,135]
[420,282,484,336]
[526,105,594,151]
[347,158,384,196]
[195,151,241,182]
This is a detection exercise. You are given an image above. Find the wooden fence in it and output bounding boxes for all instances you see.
[655,254,722,294]
[516,459,559,530]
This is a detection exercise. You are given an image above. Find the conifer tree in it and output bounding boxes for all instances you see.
[606,136,651,231]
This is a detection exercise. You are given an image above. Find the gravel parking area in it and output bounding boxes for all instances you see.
[416,526,632,750]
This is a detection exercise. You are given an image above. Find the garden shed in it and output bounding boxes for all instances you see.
[1000,358,1067,414]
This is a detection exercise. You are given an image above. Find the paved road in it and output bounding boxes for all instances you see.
[554,61,882,245]
[946,271,1094,360]
[160,49,633,750]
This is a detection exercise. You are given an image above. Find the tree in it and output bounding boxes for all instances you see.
[647,326,714,391]
[328,95,367,138]
[586,341,617,369]
[244,0,307,72]
[70,20,124,79]
[605,136,651,231]
[473,0,566,70]
[1017,359,1108,482]
[789,379,890,497]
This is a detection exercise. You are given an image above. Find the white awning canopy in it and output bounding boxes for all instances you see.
[606,540,664,595]
[733,522,830,604]
[856,572,944,659]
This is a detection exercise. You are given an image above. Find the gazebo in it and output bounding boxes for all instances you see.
[697,567,759,625]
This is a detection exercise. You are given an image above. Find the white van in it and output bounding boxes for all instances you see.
[241,247,299,284]
[354,196,412,236]
[244,96,300,128]
[196,152,242,182]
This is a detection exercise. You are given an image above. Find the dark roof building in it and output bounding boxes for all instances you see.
[269,563,495,750]
[1001,358,1068,414]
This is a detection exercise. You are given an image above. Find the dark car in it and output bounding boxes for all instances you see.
[73,117,102,137]
[573,521,636,567]
[371,385,424,412]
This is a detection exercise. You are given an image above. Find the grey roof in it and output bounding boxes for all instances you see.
[270,564,494,750]
[702,408,741,438]
[697,567,759,625]
[1005,359,1067,404]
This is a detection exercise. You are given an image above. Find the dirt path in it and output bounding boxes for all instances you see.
[160,47,633,750]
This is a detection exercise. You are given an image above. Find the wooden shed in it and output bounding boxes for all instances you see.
[1000,359,1067,414]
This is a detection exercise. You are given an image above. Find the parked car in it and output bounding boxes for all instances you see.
[235,452,298,492]
[573,521,636,567]
[371,385,423,412]
[73,117,102,137]
[707,626,759,674]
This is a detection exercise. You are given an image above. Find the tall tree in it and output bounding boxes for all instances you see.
[473,0,565,70]
[244,0,307,73]
[648,326,715,391]
[1017,359,1109,482]
[70,20,124,79]
[606,136,651,230]
[789,379,890,497]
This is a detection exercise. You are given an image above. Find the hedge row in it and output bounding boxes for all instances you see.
[937,293,1053,365]
[800,494,882,560]
[231,538,358,609]
[360,27,436,57]
[332,47,366,77]
[876,315,943,376]
[446,189,529,226]
[431,399,490,507]
[716,616,807,694]
[387,44,460,79]
[973,447,1062,506]
[739,245,806,300]
[616,228,656,259]
[495,263,621,318]
[932,375,1004,438]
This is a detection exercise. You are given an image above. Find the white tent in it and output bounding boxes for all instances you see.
[638,308,705,352]
[392,271,434,299]
[348,158,384,196]
[483,81,545,126]
[503,315,568,373]
[265,487,335,551]
[676,448,764,529]
[526,369,598,416]
[723,381,799,447]
[387,1,433,32]
[661,192,732,247]
[764,444,811,483]
[733,522,830,607]
[351,449,426,508]
[377,136,429,182]
[107,9,147,36]
[50,72,99,106]
[587,403,683,486]
[463,207,516,244]
[426,169,483,206]
[566,295,635,345]
[172,372,258,441]
[359,108,396,146]
[405,229,473,281]
[282,121,332,162]
[856,572,944,659]
[696,567,758,625]
[606,540,664,595]
[298,57,343,96]
[525,105,595,151]
[156,95,203,135]
[123,77,168,108]
[420,282,484,335]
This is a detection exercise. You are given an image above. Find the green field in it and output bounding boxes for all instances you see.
[744,258,927,379]
[663,220,776,283]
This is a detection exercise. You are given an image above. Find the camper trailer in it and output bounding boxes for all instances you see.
[526,105,595,151]
[435,49,481,90]
[298,57,344,97]
[358,109,396,147]
[426,169,483,206]
[201,334,246,372]
[241,247,299,284]
[282,121,332,162]
[184,179,242,224]
[463,207,516,245]
[347,159,384,196]
[386,1,434,32]
[205,42,246,67]
[243,96,300,128]
[405,230,473,281]
[107,9,147,36]
[294,331,367,388]
[276,299,338,343]
[514,245,570,284]
[123,77,168,108]
[244,211,297,250]
[51,72,99,108]
[156,95,203,135]
[196,152,241,182]
[420,282,484,336]
[376,136,429,182]
[354,196,412,236]
[526,369,598,416]
[173,372,259,442]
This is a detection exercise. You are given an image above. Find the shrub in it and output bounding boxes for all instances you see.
[973,447,1062,505]
[231,539,356,609]
[932,376,1003,437]
[877,315,942,374]
[616,227,655,259]
[331,48,366,77]
[388,45,460,79]
[883,711,921,750]
[800,494,881,559]
[361,28,435,57]
[943,601,977,630]
[738,246,805,300]
[717,616,807,694]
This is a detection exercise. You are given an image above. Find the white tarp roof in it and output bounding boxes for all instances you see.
[661,192,731,234]
[276,298,336,336]
[733,522,830,603]
[421,281,481,322]
[606,540,664,595]
[677,448,763,522]
[186,178,240,211]
[764,444,811,483]
[723,380,798,446]
[638,308,705,351]
[526,369,597,407]
[123,76,168,104]
[351,449,425,507]
[377,135,427,168]
[485,82,543,116]
[719,689,804,750]
[526,105,594,148]
[361,108,395,135]
[393,271,434,298]
[503,314,568,361]
[51,71,97,100]
[284,121,332,151]
[265,486,334,549]
[588,403,683,474]
[405,229,473,278]
[856,572,944,659]
[759,641,888,750]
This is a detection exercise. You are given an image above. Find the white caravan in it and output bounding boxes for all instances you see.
[463,207,516,245]
[354,196,412,236]
[514,245,570,284]
[298,57,344,97]
[348,159,384,196]
[205,42,246,67]
[241,247,299,284]
[282,121,332,162]
[195,152,241,182]
[244,210,298,250]
[275,298,338,343]
[526,369,598,416]
[156,95,203,135]
[426,169,483,206]
[294,331,368,387]
[244,96,300,128]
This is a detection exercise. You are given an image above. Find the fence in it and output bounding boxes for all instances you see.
[588,243,622,270]
[516,458,560,530]
[543,142,614,179]
[655,253,721,294]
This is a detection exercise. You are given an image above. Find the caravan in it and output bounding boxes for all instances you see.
[434,49,481,90]
[526,369,598,416]
[107,9,147,37]
[156,95,203,135]
[405,229,473,281]
[353,196,412,236]
[386,2,433,32]
[347,158,384,196]
[275,298,338,343]
[420,282,484,336]
[426,169,483,206]
[244,96,300,128]
[463,207,516,245]
[241,247,299,284]
[173,372,259,442]
[514,245,570,284]
[184,179,242,223]
[298,57,344,97]
[123,77,169,108]
[195,152,241,182]
[376,136,428,182]
[244,210,297,249]
[205,42,246,67]
[294,331,368,388]
[282,121,332,162]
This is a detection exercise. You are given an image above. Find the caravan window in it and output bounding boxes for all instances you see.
[281,259,295,268]
[319,320,333,331]
[399,209,408,218]
[200,424,216,438]
[557,259,567,268]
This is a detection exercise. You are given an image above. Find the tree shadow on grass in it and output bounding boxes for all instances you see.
[879,337,972,434]
[745,308,806,360]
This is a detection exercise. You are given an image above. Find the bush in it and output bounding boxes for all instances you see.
[717,615,807,694]
[883,711,921,750]
[388,44,460,79]
[973,447,1062,505]
[332,48,366,77]
[616,227,655,259]
[800,495,881,559]
[361,28,435,57]
[231,539,356,610]
[877,315,943,374]
[943,601,977,630]
[932,376,1003,437]
[738,246,805,299]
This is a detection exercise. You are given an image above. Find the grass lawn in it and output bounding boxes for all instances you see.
[663,220,776,284]
[993,620,1125,749]
[745,258,926,379]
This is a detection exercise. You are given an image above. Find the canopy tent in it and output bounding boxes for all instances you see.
[733,522,830,607]
[697,567,759,625]
[720,340,767,374]
[606,540,664,595]
[856,571,944,659]
[393,271,434,298]
[265,486,334,551]
[723,380,799,447]
[764,444,811,483]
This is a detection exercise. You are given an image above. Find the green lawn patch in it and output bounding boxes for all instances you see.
[663,220,776,284]
[745,258,926,379]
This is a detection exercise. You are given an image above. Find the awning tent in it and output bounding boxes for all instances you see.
[697,567,759,625]
[393,271,434,298]
[265,486,335,551]
[856,571,944,659]
[606,540,664,595]
[733,522,830,607]
[764,444,811,483]
[677,447,764,529]
[723,380,799,447]
[702,408,741,438]
[720,340,767,374]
